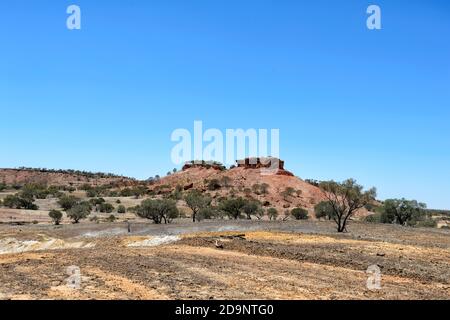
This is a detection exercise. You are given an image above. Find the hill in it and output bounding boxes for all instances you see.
[0,168,136,188]
[152,158,328,215]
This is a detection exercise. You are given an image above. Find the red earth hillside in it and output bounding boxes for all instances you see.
[153,158,328,214]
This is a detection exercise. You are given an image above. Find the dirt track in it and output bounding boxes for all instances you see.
[0,221,449,300]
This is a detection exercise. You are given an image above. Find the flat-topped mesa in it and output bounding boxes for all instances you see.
[182,161,226,171]
[235,157,294,176]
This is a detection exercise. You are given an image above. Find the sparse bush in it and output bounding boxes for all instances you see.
[99,202,114,213]
[170,186,183,200]
[242,200,261,220]
[221,176,232,188]
[86,189,98,198]
[89,198,106,207]
[267,208,278,221]
[120,188,133,197]
[197,207,218,221]
[413,219,437,228]
[314,201,335,220]
[255,207,265,220]
[364,213,382,223]
[57,195,79,211]
[90,216,100,223]
[291,207,309,220]
[260,183,269,195]
[252,184,262,195]
[20,183,49,200]
[107,215,117,223]
[2,194,39,210]
[281,187,295,201]
[207,179,221,191]
[49,210,63,225]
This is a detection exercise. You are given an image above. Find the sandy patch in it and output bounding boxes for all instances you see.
[127,235,180,247]
[0,237,94,255]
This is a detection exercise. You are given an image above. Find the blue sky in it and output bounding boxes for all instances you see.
[1,1,449,209]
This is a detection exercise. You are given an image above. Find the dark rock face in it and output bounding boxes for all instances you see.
[182,161,226,171]
[183,183,194,191]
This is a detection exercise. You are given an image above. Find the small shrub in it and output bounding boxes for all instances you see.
[90,216,100,223]
[207,179,221,191]
[267,208,278,221]
[314,201,334,220]
[364,213,382,223]
[58,195,79,211]
[49,210,63,225]
[117,205,126,214]
[291,207,309,220]
[2,194,38,210]
[414,219,437,228]
[99,203,114,213]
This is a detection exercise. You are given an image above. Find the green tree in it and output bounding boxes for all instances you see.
[291,207,309,220]
[242,200,261,220]
[67,203,91,224]
[219,197,246,219]
[319,179,377,232]
[117,205,126,214]
[184,190,212,222]
[380,199,427,226]
[314,201,335,220]
[136,199,179,224]
[49,210,63,225]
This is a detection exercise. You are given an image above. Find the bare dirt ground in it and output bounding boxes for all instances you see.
[0,220,449,300]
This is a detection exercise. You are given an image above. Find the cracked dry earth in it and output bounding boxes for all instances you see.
[0,222,449,300]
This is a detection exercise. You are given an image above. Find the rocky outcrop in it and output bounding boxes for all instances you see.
[235,158,294,176]
[182,161,226,171]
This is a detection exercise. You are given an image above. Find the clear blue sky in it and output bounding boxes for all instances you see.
[1,1,449,209]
